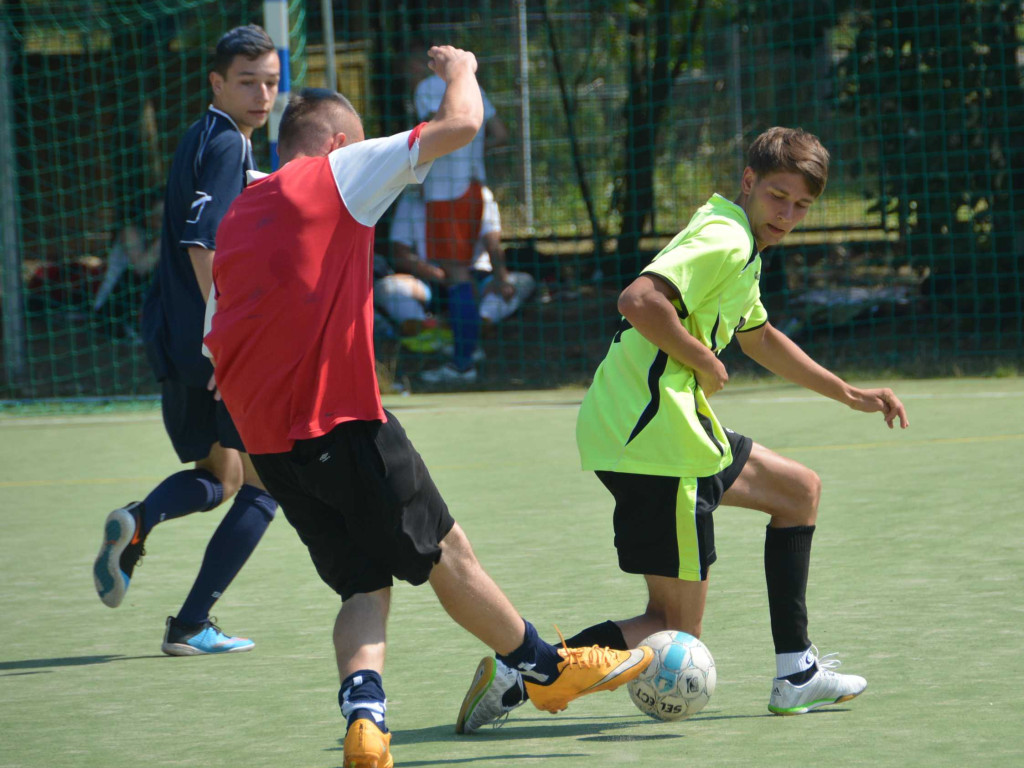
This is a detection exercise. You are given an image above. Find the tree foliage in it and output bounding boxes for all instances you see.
[833,2,1024,270]
[609,0,707,278]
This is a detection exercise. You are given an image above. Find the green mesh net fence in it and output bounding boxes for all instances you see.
[1,1,1021,402]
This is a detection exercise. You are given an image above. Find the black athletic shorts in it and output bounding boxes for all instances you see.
[161,378,245,462]
[250,411,455,600]
[595,429,752,582]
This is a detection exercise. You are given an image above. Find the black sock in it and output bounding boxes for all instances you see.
[764,524,815,654]
[563,620,628,650]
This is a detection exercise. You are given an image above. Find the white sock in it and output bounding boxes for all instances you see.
[776,646,816,678]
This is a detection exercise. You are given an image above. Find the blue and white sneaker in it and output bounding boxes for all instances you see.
[161,616,255,656]
[93,501,146,608]
[455,657,526,733]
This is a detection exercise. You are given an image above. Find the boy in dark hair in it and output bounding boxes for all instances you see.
[93,25,280,656]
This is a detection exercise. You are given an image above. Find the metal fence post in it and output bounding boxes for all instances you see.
[0,20,28,393]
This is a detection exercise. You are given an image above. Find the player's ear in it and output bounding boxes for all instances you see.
[740,167,757,194]
[331,132,348,151]
[209,70,224,96]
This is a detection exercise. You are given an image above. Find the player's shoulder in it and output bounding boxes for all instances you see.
[208,119,247,149]
[327,131,416,204]
[694,194,750,232]
[331,129,415,166]
[689,197,753,254]
[193,108,246,156]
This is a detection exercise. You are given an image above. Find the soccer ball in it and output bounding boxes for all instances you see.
[628,630,716,721]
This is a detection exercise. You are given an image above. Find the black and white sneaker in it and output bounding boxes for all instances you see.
[161,616,254,656]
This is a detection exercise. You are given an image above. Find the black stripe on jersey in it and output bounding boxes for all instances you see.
[736,318,767,334]
[741,243,760,271]
[694,386,725,455]
[625,350,669,445]
[613,316,632,343]
[709,311,721,352]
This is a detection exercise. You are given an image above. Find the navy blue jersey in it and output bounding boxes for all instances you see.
[142,107,255,386]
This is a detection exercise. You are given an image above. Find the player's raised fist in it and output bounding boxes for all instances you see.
[427,45,478,81]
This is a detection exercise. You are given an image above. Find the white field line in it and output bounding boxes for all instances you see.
[0,388,1021,426]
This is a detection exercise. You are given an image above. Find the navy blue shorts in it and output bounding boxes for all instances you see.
[160,379,245,462]
[250,411,455,601]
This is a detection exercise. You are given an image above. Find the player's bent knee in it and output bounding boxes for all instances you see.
[806,469,822,513]
[792,467,822,522]
[236,483,277,521]
[198,454,245,499]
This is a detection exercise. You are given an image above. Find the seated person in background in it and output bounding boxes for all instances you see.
[374,185,535,376]
[373,253,437,341]
[93,201,163,340]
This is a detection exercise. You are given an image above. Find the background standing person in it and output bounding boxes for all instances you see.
[458,126,911,732]
[412,57,508,383]
[93,24,280,656]
[376,185,534,355]
[204,49,652,768]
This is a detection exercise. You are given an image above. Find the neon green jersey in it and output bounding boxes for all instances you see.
[577,194,767,477]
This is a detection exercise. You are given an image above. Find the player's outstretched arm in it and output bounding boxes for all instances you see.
[417,46,483,164]
[736,322,909,428]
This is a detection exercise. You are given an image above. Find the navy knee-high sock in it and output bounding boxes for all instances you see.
[496,619,563,684]
[176,484,277,624]
[448,282,479,371]
[142,469,223,535]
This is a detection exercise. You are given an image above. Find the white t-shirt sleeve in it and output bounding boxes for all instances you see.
[482,88,497,123]
[330,129,433,227]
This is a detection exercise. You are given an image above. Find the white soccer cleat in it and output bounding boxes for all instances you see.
[768,648,867,715]
[455,656,525,734]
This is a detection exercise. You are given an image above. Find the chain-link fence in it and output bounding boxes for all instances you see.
[2,1,1021,400]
